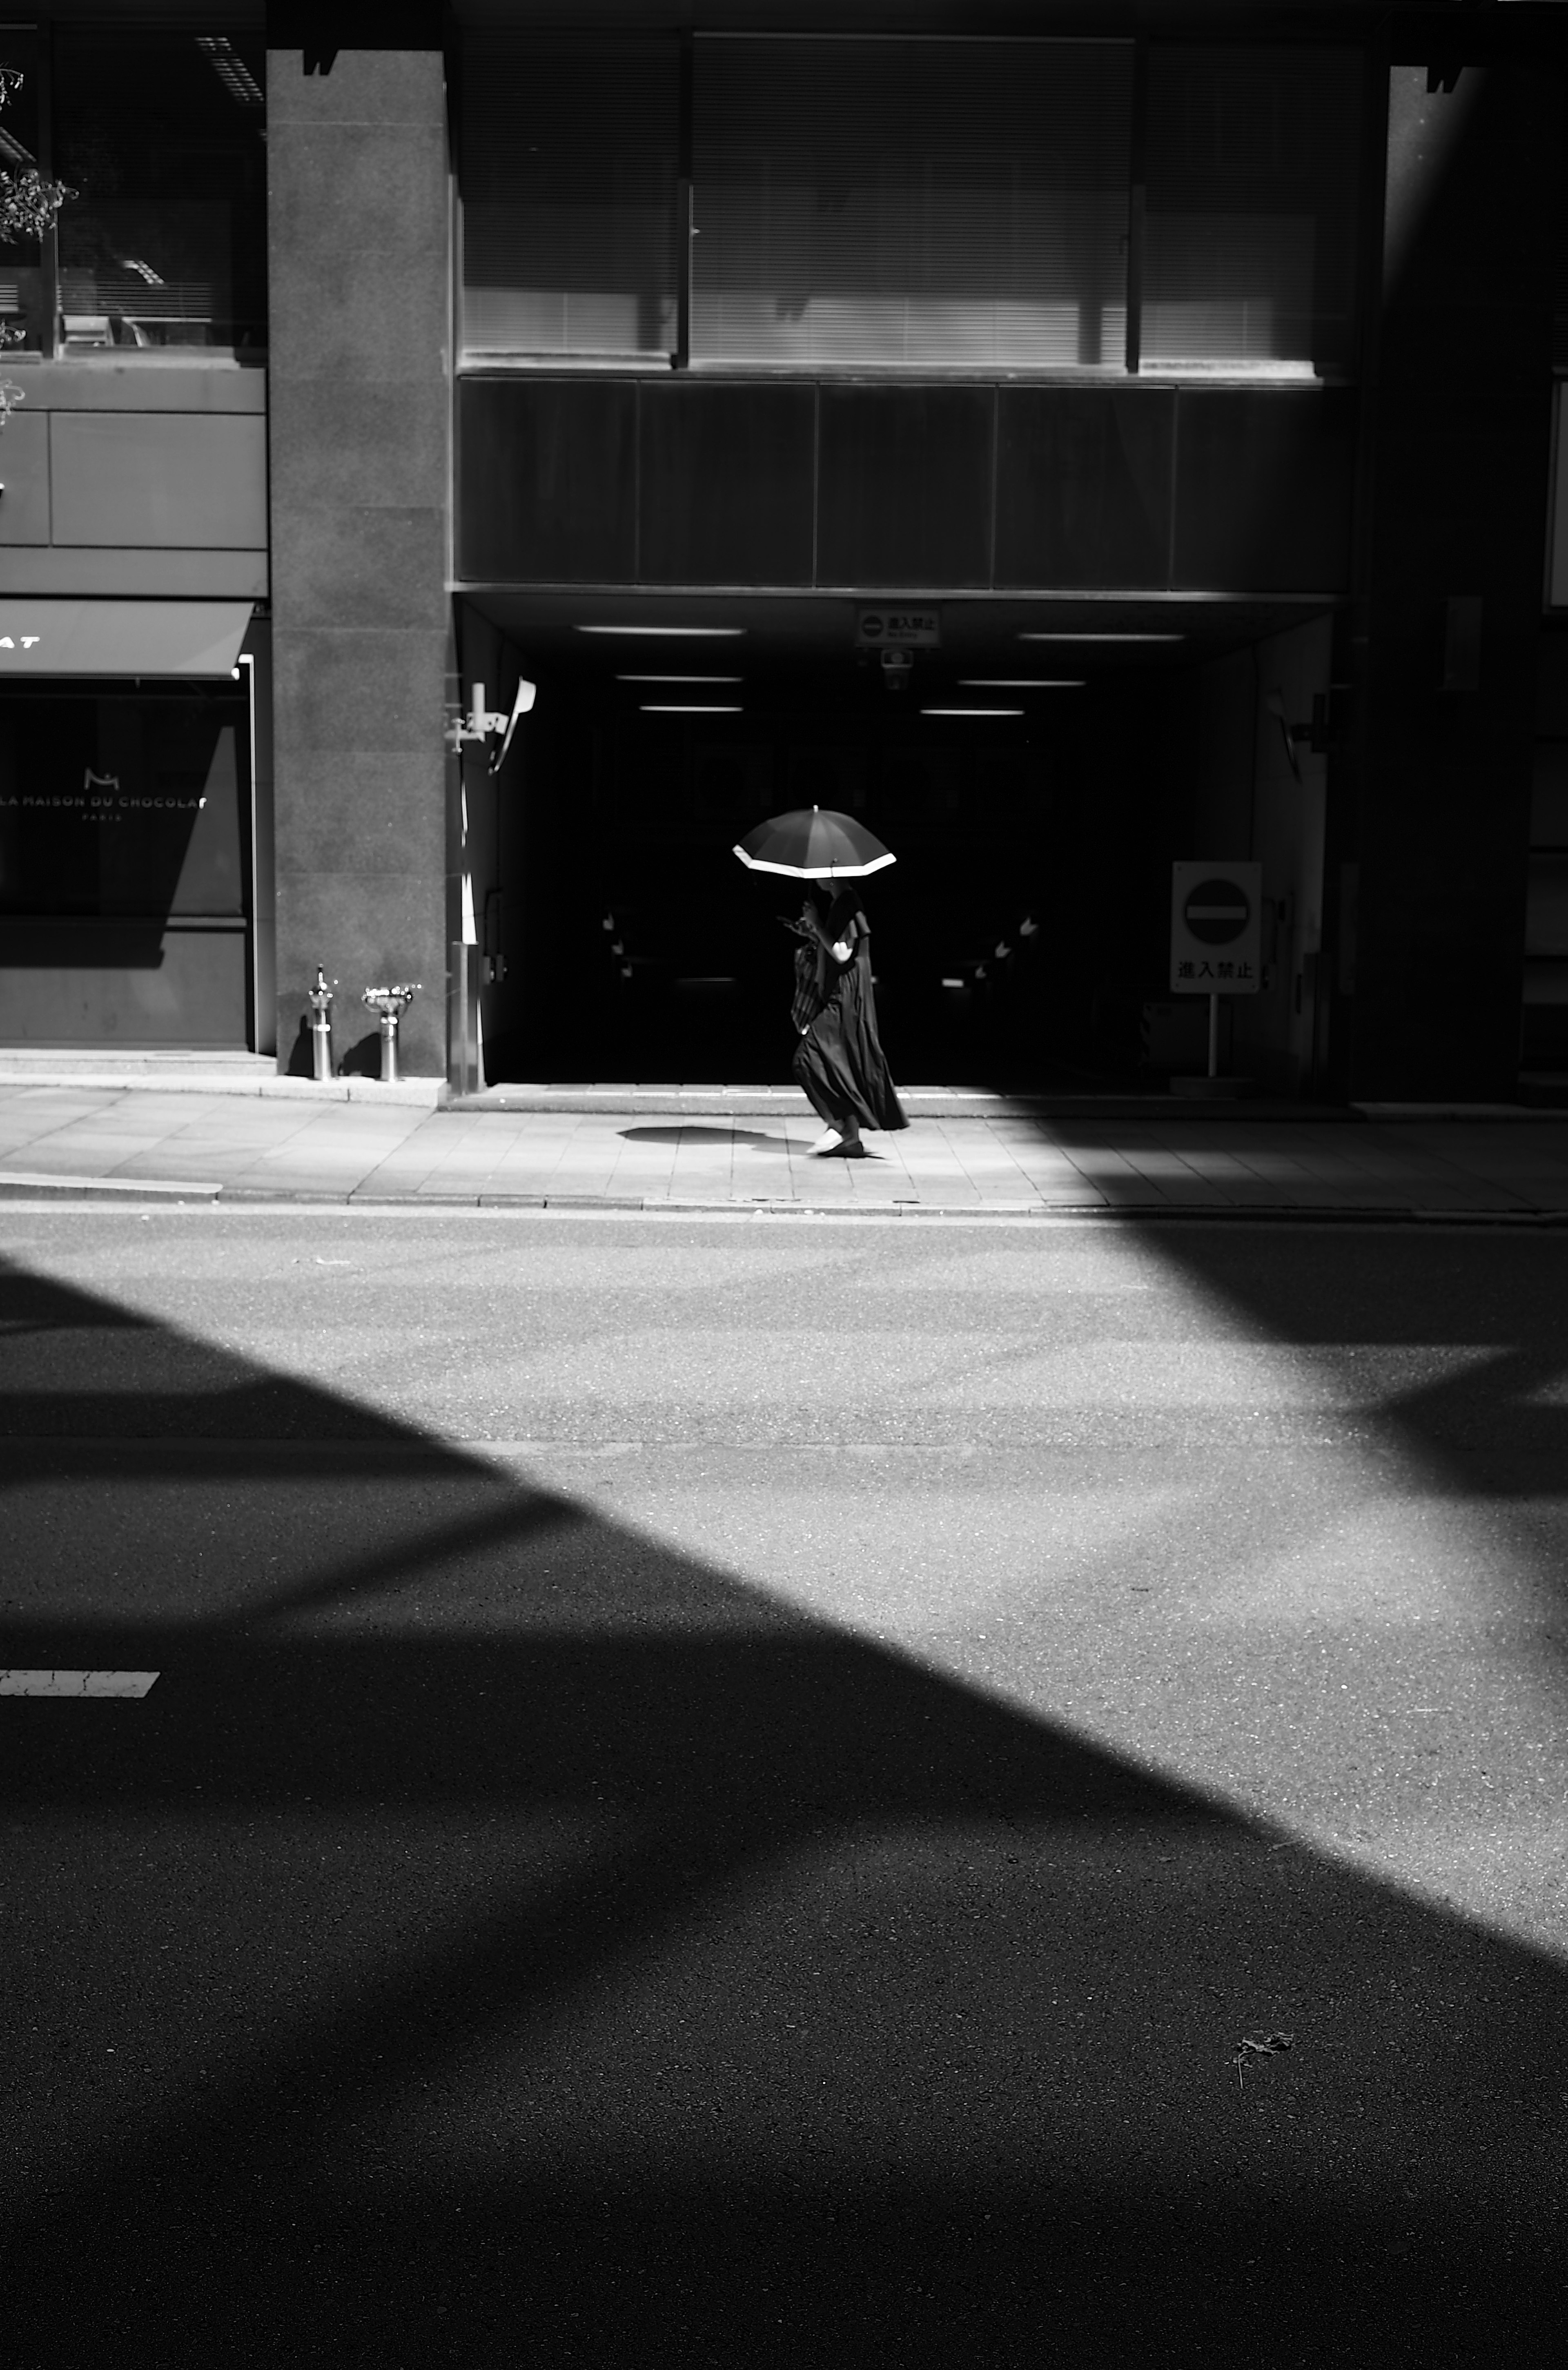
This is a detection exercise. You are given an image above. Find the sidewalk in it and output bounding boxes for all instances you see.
[3,1080,1568,1216]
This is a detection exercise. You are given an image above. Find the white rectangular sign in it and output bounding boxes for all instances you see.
[1170,861,1261,995]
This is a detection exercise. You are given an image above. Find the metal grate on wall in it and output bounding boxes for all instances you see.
[690,36,1134,373]
[458,32,681,362]
[455,32,1366,384]
[1142,45,1365,379]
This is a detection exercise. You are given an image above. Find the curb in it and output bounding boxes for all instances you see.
[0,1171,222,1201]
[2,1173,1566,1223]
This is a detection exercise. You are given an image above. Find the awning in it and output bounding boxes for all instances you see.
[0,600,254,678]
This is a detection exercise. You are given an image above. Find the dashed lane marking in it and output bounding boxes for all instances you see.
[0,1670,159,1697]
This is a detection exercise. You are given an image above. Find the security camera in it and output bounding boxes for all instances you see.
[445,674,539,766]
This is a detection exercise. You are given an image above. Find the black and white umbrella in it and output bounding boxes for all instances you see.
[733,805,895,881]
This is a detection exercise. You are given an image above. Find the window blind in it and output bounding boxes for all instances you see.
[691,38,1134,371]
[1142,46,1364,377]
[459,33,680,361]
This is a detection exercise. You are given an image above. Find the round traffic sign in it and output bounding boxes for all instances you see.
[1183,878,1251,945]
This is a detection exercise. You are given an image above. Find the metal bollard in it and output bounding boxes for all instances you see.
[307,967,335,1083]
[361,984,421,1084]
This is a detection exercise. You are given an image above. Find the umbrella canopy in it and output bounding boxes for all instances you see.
[733,805,895,880]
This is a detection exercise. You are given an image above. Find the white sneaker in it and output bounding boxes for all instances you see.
[808,1129,843,1155]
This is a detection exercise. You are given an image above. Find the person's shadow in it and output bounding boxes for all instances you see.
[619,1125,791,1149]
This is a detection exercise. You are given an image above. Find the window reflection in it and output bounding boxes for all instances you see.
[1141,48,1363,380]
[0,690,247,919]
[0,29,45,352]
[692,40,1134,373]
[54,29,266,355]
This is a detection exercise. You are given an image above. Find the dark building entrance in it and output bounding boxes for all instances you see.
[464,594,1337,1095]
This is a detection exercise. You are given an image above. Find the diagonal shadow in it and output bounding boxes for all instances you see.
[2,1250,1566,2365]
[1134,1223,1568,1495]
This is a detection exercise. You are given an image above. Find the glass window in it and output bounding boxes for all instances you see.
[0,689,247,918]
[692,38,1134,371]
[459,34,680,362]
[1142,46,1364,379]
[53,27,267,354]
[0,28,47,352]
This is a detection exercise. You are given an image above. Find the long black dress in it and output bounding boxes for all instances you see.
[792,888,909,1134]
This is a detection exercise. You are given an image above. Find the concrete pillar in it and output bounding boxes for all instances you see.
[266,49,451,1079]
[1349,57,1560,1100]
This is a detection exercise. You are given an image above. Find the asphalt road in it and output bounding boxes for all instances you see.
[2,1207,1566,2366]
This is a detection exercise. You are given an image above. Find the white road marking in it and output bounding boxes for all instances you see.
[0,1670,159,1697]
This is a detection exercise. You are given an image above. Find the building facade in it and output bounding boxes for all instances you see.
[2,1,1565,1101]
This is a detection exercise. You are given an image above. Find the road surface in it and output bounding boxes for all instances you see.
[3,1205,1566,2364]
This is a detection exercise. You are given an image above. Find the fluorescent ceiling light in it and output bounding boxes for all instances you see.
[616,674,743,683]
[641,703,742,713]
[1018,632,1184,643]
[959,678,1084,688]
[920,707,1024,718]
[578,624,746,637]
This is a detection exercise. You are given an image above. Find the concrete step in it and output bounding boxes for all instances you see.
[0,1053,446,1107]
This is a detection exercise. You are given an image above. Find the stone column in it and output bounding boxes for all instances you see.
[1349,56,1559,1100]
[266,48,451,1079]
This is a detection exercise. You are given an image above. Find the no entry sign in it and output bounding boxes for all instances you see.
[1170,861,1261,994]
[855,606,941,648]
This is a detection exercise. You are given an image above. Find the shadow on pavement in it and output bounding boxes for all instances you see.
[1140,1221,1568,1488]
[1,1248,1565,2367]
[620,1124,792,1147]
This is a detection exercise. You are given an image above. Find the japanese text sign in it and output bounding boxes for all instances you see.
[1170,861,1261,995]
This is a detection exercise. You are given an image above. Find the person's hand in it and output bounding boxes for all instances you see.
[830,939,852,963]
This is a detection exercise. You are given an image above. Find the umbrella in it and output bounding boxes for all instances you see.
[733,805,895,880]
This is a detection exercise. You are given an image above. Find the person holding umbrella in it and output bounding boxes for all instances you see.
[735,805,909,1156]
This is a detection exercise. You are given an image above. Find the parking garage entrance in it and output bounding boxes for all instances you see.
[466,595,1336,1098]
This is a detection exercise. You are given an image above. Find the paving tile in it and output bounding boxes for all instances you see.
[3,1085,1566,1212]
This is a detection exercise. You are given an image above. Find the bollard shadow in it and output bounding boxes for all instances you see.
[284,1013,317,1080]
[338,1028,385,1080]
[1,1247,1566,2366]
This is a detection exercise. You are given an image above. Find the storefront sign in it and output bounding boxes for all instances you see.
[0,600,253,676]
[1170,861,1261,994]
[855,607,941,649]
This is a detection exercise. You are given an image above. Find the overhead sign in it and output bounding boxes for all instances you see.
[1170,860,1261,994]
[856,606,941,649]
